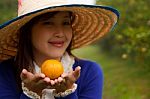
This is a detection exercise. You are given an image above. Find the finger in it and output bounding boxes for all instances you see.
[36,79,49,89]
[63,70,75,84]
[26,70,34,78]
[50,80,56,85]
[61,73,67,78]
[21,69,34,80]
[68,69,73,74]
[22,69,27,74]
[35,77,51,88]
[54,79,58,83]
[32,73,44,82]
[43,77,51,82]
[73,66,81,79]
[37,77,50,85]
[43,78,54,88]
[58,77,63,83]
[20,69,28,80]
[40,73,46,78]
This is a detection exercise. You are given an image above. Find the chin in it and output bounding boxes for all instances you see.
[47,52,65,60]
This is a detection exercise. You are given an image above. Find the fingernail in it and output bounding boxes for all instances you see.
[55,79,58,82]
[78,66,81,69]
[58,77,63,82]
[40,73,45,78]
[22,69,27,73]
[44,77,50,82]
[61,73,67,78]
[77,66,81,70]
[51,80,55,85]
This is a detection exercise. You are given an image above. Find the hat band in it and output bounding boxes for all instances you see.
[18,0,67,16]
[18,0,96,16]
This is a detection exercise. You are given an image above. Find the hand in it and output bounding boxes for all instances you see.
[51,66,81,93]
[20,69,52,96]
[20,66,81,95]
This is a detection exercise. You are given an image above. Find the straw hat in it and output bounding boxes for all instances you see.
[0,0,119,61]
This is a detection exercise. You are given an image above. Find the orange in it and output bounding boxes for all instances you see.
[41,60,64,79]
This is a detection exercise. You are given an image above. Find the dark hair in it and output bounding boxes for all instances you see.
[14,11,74,91]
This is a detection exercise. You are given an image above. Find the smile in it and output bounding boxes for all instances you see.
[48,41,64,47]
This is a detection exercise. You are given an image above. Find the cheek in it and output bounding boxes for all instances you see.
[66,29,73,41]
[67,33,72,41]
[32,28,50,41]
[31,30,48,49]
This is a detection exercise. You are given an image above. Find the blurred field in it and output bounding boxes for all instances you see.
[0,0,149,98]
[73,45,150,99]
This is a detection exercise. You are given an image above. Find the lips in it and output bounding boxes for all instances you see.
[48,41,64,47]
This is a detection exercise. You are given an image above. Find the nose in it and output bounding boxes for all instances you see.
[54,26,64,38]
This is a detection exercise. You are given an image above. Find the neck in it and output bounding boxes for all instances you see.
[33,52,61,67]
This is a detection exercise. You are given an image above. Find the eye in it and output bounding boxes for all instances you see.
[63,21,71,25]
[43,21,54,25]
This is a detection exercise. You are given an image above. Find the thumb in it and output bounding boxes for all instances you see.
[73,66,81,79]
[20,69,28,80]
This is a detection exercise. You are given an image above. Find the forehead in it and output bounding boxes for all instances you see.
[39,11,71,21]
[52,12,70,18]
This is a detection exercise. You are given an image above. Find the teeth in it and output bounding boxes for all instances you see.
[51,43,63,47]
[54,44,62,46]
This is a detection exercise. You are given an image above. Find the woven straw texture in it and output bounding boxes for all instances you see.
[0,1,118,61]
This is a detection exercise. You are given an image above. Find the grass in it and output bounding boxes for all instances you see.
[72,45,150,99]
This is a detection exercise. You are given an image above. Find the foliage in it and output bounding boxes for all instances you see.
[0,0,150,66]
[0,0,150,98]
[97,0,150,66]
[0,0,17,24]
[73,45,150,99]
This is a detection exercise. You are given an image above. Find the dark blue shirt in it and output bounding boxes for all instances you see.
[0,58,103,99]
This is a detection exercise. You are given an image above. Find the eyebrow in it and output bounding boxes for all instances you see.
[64,15,70,18]
[39,14,71,22]
[51,15,70,18]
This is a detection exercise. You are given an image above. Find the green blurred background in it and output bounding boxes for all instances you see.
[0,0,150,99]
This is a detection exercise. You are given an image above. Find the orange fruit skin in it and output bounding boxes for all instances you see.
[41,60,64,80]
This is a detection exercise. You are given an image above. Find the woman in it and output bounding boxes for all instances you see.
[0,0,119,99]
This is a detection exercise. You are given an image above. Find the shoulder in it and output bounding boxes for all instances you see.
[0,58,15,76]
[0,58,13,69]
[74,58,102,72]
[0,58,17,86]
[74,58,103,79]
[74,58,104,93]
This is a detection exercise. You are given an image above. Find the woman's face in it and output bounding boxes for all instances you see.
[31,12,72,62]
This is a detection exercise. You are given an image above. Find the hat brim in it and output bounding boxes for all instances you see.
[0,4,119,61]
